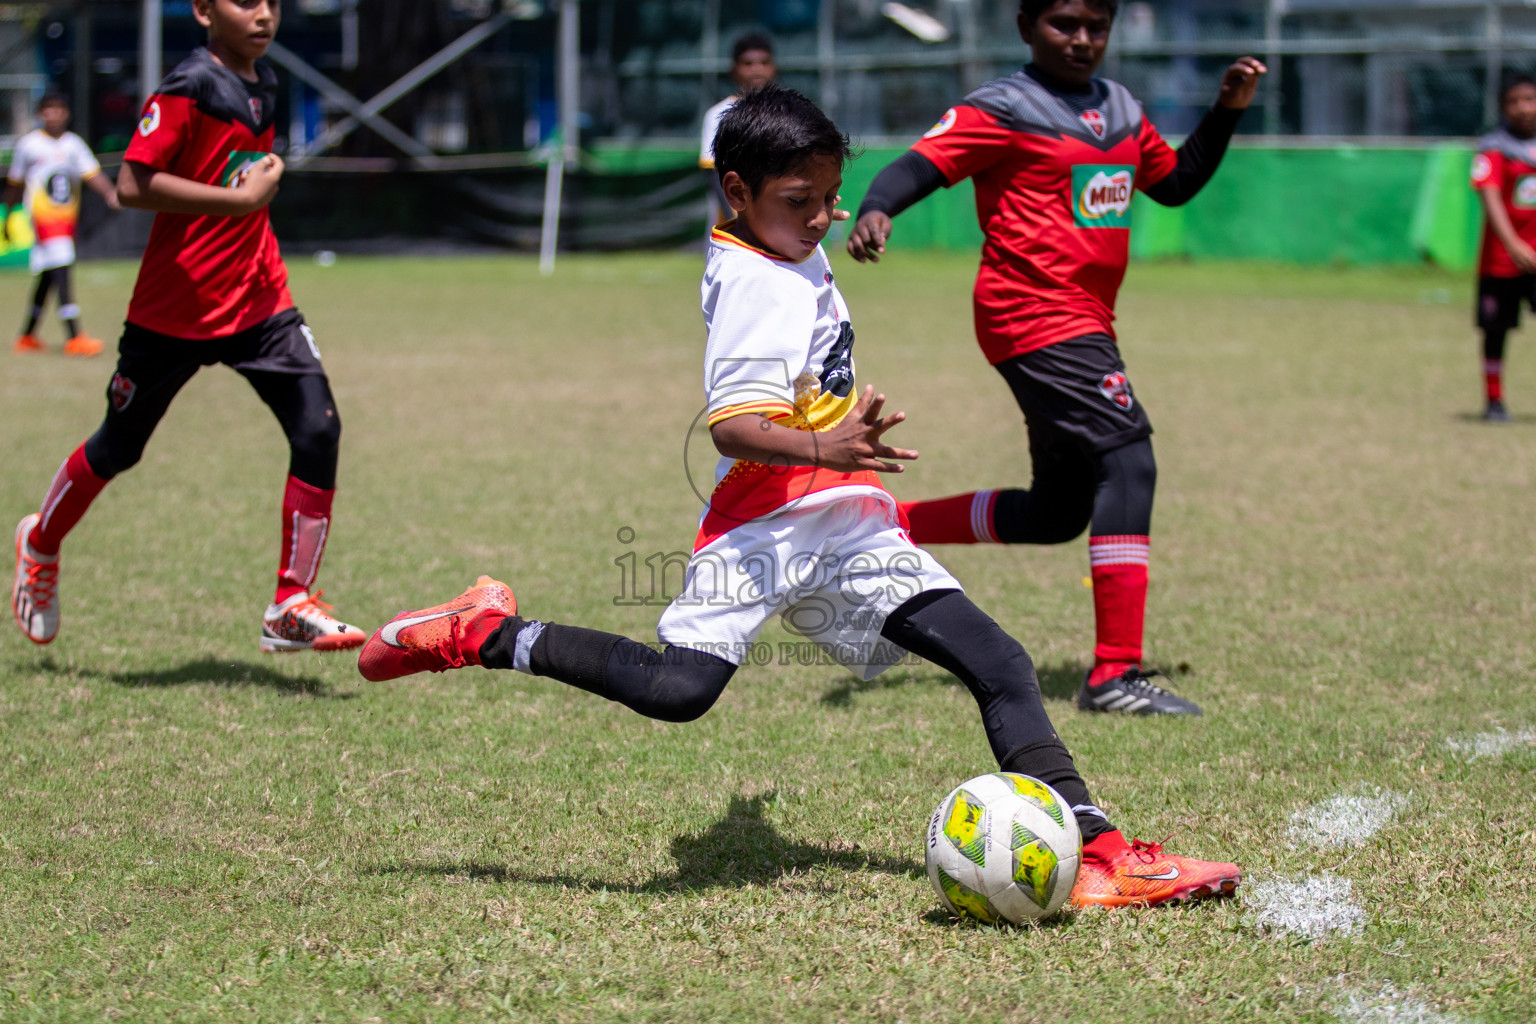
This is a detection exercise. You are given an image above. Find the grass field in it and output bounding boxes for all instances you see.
[2,252,1534,1023]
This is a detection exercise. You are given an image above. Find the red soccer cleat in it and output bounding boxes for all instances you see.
[1070,830,1240,908]
[13,334,45,353]
[63,335,104,358]
[358,575,516,682]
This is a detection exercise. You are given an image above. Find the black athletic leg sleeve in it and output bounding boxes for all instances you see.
[478,618,738,723]
[1484,325,1509,363]
[1088,438,1156,537]
[1141,103,1245,207]
[242,371,342,490]
[856,149,948,220]
[56,265,80,338]
[991,447,1097,544]
[23,268,54,335]
[881,590,1113,840]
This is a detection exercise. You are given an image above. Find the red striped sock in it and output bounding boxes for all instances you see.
[1088,535,1149,686]
[1485,359,1504,403]
[29,445,109,556]
[276,476,334,604]
[899,490,1001,545]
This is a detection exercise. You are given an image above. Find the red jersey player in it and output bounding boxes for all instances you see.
[1470,75,1536,422]
[848,0,1263,717]
[11,0,366,653]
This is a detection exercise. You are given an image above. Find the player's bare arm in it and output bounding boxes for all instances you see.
[117,153,282,217]
[1216,57,1268,110]
[0,179,19,241]
[710,385,918,473]
[1479,184,1536,274]
[86,171,122,212]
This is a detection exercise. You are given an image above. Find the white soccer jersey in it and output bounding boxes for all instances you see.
[699,95,737,169]
[696,225,887,550]
[6,129,100,272]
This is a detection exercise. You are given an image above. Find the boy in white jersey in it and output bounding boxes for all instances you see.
[700,33,776,228]
[3,93,121,356]
[358,86,1241,909]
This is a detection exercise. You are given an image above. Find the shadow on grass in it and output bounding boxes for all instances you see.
[1452,410,1536,425]
[819,659,1089,708]
[45,656,345,698]
[383,792,922,894]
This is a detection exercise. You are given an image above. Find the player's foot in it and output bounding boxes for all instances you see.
[63,335,103,358]
[358,575,516,682]
[12,513,59,644]
[1078,665,1202,716]
[260,589,366,652]
[13,333,44,353]
[1484,399,1510,422]
[1070,830,1240,908]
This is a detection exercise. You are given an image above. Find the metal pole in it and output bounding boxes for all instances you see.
[73,0,91,140]
[701,0,720,109]
[139,0,162,104]
[341,0,359,72]
[817,0,836,116]
[540,0,579,275]
[1265,0,1283,136]
[1485,0,1503,130]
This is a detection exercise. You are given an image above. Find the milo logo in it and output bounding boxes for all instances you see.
[1516,174,1536,210]
[1072,164,1135,228]
[220,150,269,189]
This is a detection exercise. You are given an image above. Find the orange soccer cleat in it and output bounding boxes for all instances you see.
[358,575,516,682]
[1070,831,1240,908]
[261,589,366,652]
[63,335,104,357]
[13,333,45,353]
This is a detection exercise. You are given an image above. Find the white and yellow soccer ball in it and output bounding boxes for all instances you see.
[925,772,1082,924]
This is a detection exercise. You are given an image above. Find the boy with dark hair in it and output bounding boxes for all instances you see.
[1470,74,1536,422]
[11,0,366,653]
[360,84,1241,909]
[848,0,1265,716]
[4,93,121,356]
[700,33,778,226]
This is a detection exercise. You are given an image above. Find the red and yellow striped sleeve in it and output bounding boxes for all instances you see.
[706,398,796,428]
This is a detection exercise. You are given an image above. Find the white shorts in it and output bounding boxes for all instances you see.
[30,236,75,274]
[656,490,963,681]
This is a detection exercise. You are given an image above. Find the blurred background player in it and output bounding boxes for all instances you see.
[847,0,1263,717]
[360,86,1242,909]
[10,0,365,654]
[1470,74,1536,423]
[699,33,776,228]
[3,93,121,356]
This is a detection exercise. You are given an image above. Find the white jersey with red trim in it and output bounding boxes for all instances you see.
[695,226,889,551]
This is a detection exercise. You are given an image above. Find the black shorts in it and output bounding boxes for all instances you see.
[994,333,1152,457]
[106,308,324,415]
[1477,276,1536,332]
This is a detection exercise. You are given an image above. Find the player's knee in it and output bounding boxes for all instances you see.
[993,489,1091,544]
[638,651,735,722]
[1114,439,1157,496]
[83,427,145,479]
[290,408,342,461]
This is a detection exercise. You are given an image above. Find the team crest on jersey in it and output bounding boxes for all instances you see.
[1080,109,1107,139]
[923,108,958,139]
[248,97,263,123]
[109,373,136,412]
[1471,154,1493,184]
[1098,372,1134,411]
[138,101,161,137]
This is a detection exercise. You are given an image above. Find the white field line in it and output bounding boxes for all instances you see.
[1334,980,1469,1024]
[1444,728,1536,761]
[1245,874,1366,941]
[1287,789,1409,849]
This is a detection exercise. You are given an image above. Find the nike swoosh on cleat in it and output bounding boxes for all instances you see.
[1126,867,1180,881]
[380,605,475,648]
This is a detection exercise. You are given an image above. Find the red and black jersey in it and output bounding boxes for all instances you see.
[1472,127,1536,279]
[124,47,292,339]
[912,70,1177,362]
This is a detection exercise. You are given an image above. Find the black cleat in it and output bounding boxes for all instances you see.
[1078,666,1203,716]
[1484,400,1511,422]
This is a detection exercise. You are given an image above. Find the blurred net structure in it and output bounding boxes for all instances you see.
[0,0,1532,260]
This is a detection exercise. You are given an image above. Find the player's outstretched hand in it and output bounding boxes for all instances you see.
[1217,57,1268,110]
[847,211,893,263]
[239,154,285,213]
[820,385,918,472]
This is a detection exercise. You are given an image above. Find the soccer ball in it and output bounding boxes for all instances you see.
[925,772,1082,924]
